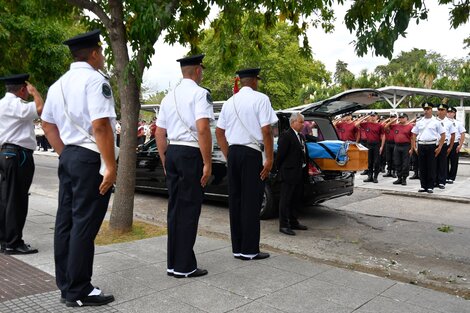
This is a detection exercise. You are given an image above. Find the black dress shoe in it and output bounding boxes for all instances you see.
[240,252,270,260]
[418,188,427,193]
[363,177,373,183]
[60,297,66,304]
[4,243,38,255]
[174,268,208,278]
[392,178,402,185]
[373,177,378,183]
[291,224,308,230]
[427,189,434,194]
[167,271,174,276]
[280,227,296,236]
[66,293,115,307]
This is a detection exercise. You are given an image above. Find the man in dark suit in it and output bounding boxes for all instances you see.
[276,112,308,236]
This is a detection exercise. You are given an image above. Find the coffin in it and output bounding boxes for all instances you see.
[306,140,368,171]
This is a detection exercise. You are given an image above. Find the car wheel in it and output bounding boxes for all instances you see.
[260,185,276,220]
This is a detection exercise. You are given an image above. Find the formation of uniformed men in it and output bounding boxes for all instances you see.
[333,107,466,189]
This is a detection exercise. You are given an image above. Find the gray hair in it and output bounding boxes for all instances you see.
[289,112,304,124]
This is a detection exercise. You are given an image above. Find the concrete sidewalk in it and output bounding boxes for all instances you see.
[1,193,469,312]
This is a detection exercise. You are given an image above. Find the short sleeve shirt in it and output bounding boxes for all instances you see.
[411,116,445,141]
[41,62,116,145]
[335,121,357,141]
[156,79,214,141]
[436,117,457,142]
[217,86,278,145]
[390,123,413,144]
[0,93,39,150]
[359,122,384,143]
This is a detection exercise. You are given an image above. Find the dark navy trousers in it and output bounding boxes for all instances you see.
[165,145,203,274]
[0,145,34,248]
[55,146,111,302]
[227,145,264,255]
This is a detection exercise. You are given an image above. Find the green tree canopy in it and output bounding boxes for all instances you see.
[200,19,330,109]
[0,0,81,94]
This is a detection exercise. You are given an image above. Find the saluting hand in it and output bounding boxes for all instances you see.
[99,167,117,195]
[200,163,211,187]
[260,158,273,181]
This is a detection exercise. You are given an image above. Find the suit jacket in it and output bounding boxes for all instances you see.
[276,128,306,185]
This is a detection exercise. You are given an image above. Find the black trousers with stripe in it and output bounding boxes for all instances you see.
[0,145,34,248]
[447,142,460,181]
[418,144,437,190]
[55,146,111,302]
[227,145,264,255]
[435,143,448,185]
[165,145,203,273]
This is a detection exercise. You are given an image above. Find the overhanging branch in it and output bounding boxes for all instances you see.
[66,0,112,29]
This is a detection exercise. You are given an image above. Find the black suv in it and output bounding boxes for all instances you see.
[135,89,383,219]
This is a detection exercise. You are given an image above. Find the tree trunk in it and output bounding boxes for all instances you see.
[107,0,139,233]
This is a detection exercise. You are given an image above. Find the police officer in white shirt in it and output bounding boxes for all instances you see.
[411,102,445,193]
[0,73,43,255]
[155,54,213,278]
[41,29,116,307]
[216,68,278,260]
[446,106,467,183]
[435,103,456,189]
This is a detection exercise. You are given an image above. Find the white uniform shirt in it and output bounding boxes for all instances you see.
[0,92,39,150]
[41,62,116,145]
[217,86,278,145]
[156,79,214,141]
[411,116,445,141]
[436,116,457,143]
[447,118,466,141]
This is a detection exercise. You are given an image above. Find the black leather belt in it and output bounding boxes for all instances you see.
[1,143,33,152]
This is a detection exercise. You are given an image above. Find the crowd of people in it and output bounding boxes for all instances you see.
[333,104,466,191]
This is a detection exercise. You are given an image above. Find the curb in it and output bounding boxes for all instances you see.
[355,186,470,204]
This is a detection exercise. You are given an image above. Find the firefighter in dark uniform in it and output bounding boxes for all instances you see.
[155,54,213,278]
[42,29,116,307]
[356,112,385,183]
[0,74,43,255]
[446,107,467,183]
[382,115,396,178]
[410,102,445,193]
[216,68,277,260]
[384,113,414,185]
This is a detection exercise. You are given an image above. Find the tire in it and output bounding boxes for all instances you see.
[260,184,277,220]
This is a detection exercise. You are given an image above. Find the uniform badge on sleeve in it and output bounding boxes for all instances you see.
[206,92,213,104]
[102,83,112,99]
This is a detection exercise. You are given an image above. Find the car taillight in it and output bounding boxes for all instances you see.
[308,162,321,176]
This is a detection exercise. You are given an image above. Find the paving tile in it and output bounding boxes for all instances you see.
[159,281,251,313]
[201,263,307,299]
[194,249,252,276]
[229,300,287,312]
[354,295,440,313]
[256,254,331,277]
[313,267,396,294]
[107,237,167,264]
[193,235,231,253]
[261,276,377,310]
[0,254,56,302]
[0,290,121,312]
[115,262,190,291]
[92,272,155,305]
[93,251,150,275]
[115,292,206,313]
[382,282,470,313]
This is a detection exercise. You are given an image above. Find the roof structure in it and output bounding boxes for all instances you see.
[378,86,470,108]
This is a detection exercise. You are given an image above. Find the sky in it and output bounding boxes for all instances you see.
[142,2,469,94]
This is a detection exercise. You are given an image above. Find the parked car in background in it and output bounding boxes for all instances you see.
[135,89,383,219]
